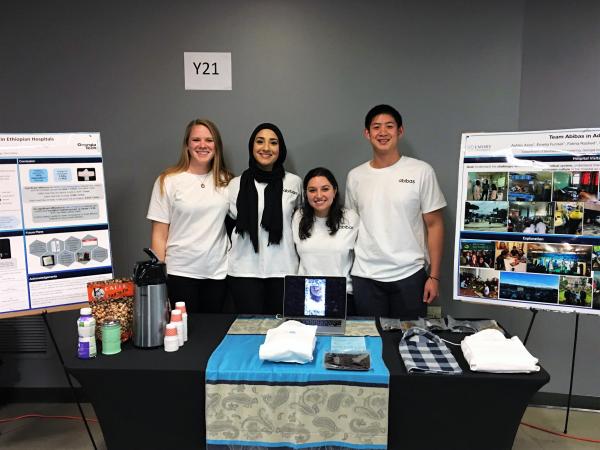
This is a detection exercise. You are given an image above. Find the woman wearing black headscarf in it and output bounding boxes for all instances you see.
[227,123,303,314]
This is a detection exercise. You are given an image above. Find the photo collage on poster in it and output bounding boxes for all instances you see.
[459,170,600,310]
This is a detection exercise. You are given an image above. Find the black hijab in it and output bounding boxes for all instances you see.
[235,123,288,252]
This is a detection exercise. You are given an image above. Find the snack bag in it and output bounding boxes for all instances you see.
[87,278,134,342]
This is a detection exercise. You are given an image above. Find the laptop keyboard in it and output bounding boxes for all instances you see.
[298,319,342,327]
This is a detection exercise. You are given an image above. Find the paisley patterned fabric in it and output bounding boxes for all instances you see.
[205,334,389,449]
[227,317,380,337]
[206,384,388,449]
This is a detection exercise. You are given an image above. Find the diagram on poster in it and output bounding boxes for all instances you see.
[454,128,600,315]
[0,133,113,317]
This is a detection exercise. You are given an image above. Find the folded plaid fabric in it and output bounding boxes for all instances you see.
[399,327,462,375]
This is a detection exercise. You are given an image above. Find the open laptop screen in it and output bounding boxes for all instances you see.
[284,276,346,319]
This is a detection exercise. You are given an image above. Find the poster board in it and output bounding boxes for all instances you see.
[453,128,600,315]
[0,133,113,318]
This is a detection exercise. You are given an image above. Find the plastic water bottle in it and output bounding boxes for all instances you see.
[77,307,97,359]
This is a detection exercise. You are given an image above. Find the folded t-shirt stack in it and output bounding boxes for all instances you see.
[258,320,317,364]
[461,329,540,373]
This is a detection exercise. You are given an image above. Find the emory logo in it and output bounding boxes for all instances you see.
[398,178,415,184]
[283,189,299,195]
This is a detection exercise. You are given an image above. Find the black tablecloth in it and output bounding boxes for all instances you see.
[380,327,550,450]
[48,311,235,450]
[48,312,549,450]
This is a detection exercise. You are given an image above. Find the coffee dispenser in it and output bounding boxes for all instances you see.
[133,248,169,348]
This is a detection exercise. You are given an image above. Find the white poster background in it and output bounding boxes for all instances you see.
[453,128,600,316]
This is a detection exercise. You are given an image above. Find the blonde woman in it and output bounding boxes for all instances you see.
[147,119,233,312]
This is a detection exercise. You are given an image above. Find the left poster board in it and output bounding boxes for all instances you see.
[0,133,113,318]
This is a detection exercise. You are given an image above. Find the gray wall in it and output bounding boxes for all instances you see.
[1,0,598,398]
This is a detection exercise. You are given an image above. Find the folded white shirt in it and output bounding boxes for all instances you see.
[461,329,540,373]
[259,320,317,364]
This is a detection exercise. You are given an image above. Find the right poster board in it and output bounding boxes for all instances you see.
[453,128,600,315]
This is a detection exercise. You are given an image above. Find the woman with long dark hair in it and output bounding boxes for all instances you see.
[147,118,233,312]
[227,123,302,314]
[292,167,359,310]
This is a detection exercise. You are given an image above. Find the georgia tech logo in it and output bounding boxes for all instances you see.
[77,142,98,150]
[398,178,415,184]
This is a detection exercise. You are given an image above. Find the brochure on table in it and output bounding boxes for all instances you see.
[0,133,113,317]
[454,128,600,316]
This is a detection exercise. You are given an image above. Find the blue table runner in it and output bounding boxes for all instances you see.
[206,334,390,449]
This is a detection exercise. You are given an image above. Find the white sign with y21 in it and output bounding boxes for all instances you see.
[184,52,232,90]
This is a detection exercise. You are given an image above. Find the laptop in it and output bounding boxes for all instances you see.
[283,275,347,335]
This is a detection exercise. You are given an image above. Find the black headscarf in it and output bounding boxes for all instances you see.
[235,123,288,252]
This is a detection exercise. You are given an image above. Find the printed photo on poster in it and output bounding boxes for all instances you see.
[495,241,527,272]
[508,202,553,234]
[525,243,591,277]
[507,172,552,202]
[499,272,559,304]
[553,202,584,235]
[459,240,495,268]
[558,276,592,307]
[466,172,507,201]
[459,267,499,299]
[592,273,600,310]
[592,246,600,270]
[0,238,11,259]
[463,201,508,231]
[583,202,600,236]
[553,171,599,202]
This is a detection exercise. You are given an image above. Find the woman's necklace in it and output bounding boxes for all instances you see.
[199,171,210,188]
[188,166,211,188]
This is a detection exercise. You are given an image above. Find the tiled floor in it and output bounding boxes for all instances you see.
[0,403,598,449]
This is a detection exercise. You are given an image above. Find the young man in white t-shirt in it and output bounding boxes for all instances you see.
[345,104,446,318]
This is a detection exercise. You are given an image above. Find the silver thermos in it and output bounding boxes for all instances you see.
[133,248,169,348]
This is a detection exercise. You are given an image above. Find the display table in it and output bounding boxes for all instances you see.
[47,311,550,450]
[48,311,235,450]
[381,327,550,450]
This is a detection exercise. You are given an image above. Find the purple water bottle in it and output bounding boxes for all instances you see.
[77,307,97,359]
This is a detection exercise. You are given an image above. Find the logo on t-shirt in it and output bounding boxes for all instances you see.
[283,188,299,195]
[398,178,415,184]
[339,225,354,230]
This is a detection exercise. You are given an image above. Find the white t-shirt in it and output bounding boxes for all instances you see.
[147,171,229,279]
[292,208,359,294]
[258,320,317,364]
[345,156,446,282]
[227,172,302,278]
